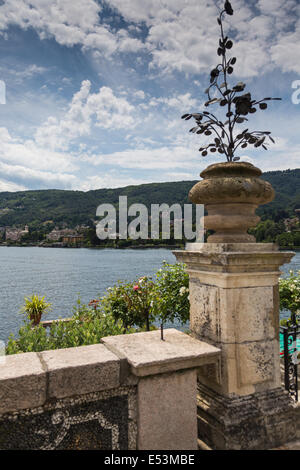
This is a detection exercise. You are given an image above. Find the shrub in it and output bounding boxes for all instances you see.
[6,299,128,355]
[279,270,300,325]
[6,262,190,354]
[152,261,189,327]
[102,276,156,332]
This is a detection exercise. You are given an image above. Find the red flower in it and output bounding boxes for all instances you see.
[89,299,100,310]
[133,285,139,291]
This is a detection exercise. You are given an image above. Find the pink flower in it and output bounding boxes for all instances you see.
[133,285,139,291]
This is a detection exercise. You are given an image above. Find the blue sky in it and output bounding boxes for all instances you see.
[0,0,299,192]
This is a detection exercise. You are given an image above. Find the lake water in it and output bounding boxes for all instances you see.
[0,246,299,343]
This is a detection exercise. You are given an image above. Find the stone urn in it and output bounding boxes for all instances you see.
[189,161,275,243]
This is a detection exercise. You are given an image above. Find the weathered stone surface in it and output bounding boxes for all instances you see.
[189,281,220,344]
[237,341,275,387]
[138,370,198,450]
[175,242,296,449]
[197,383,296,450]
[41,344,120,399]
[0,352,46,414]
[175,245,294,279]
[102,329,220,377]
[188,162,274,243]
[221,286,276,343]
[189,282,277,344]
[185,242,277,253]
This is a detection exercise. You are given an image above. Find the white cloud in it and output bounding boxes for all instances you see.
[149,92,198,110]
[0,127,76,173]
[0,126,78,189]
[80,144,202,171]
[0,178,27,192]
[0,161,77,188]
[0,0,299,78]
[108,0,300,77]
[35,81,136,151]
[0,0,145,57]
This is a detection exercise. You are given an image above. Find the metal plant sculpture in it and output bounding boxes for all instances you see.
[181,0,281,162]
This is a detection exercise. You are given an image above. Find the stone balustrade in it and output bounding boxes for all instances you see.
[0,329,220,450]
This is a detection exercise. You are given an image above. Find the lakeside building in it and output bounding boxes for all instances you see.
[5,225,29,241]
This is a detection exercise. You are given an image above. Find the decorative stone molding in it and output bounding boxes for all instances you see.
[188,162,275,243]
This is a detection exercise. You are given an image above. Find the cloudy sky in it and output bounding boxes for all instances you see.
[0,0,299,192]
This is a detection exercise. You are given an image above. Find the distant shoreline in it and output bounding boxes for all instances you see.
[0,243,299,251]
[0,243,184,250]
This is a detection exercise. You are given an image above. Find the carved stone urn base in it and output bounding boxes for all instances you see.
[189,162,275,243]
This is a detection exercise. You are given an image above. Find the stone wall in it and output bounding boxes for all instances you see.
[0,329,220,450]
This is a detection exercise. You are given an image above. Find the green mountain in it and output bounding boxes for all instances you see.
[0,168,299,229]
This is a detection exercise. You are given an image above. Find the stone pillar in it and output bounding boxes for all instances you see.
[174,242,297,450]
[103,328,220,450]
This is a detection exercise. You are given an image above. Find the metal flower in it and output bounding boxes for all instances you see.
[224,0,234,15]
[181,1,281,162]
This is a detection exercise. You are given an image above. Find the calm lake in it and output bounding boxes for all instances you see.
[0,246,299,343]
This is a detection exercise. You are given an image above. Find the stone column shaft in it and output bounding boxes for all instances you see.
[174,243,297,449]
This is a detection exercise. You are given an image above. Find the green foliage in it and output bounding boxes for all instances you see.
[20,294,51,326]
[0,169,299,232]
[152,262,189,326]
[6,262,190,354]
[6,299,127,355]
[279,271,300,324]
[103,276,156,331]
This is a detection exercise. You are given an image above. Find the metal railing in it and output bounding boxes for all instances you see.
[280,319,300,402]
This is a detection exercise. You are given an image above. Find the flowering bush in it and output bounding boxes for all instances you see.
[279,271,300,325]
[6,262,190,354]
[102,276,156,331]
[152,262,189,327]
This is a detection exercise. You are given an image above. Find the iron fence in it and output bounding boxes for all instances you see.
[280,319,300,402]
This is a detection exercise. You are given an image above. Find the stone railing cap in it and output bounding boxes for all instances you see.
[0,352,47,414]
[40,343,121,399]
[102,329,220,377]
